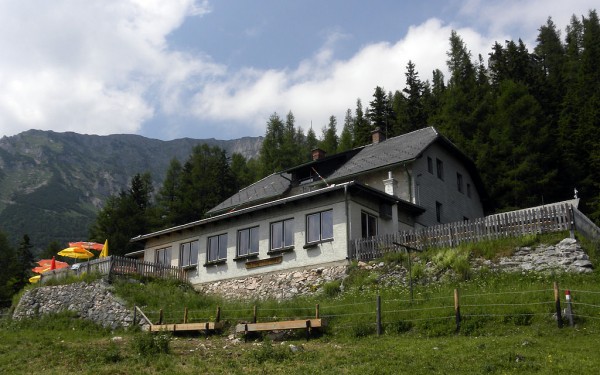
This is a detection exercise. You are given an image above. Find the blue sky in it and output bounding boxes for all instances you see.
[0,0,596,141]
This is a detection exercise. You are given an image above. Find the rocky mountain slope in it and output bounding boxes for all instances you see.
[0,130,262,252]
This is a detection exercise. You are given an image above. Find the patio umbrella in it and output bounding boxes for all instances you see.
[37,257,69,269]
[99,240,109,258]
[29,275,40,283]
[58,246,94,260]
[69,241,105,251]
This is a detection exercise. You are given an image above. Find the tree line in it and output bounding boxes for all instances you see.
[1,10,598,304]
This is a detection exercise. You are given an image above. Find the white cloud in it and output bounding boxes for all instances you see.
[0,0,211,137]
[188,18,497,135]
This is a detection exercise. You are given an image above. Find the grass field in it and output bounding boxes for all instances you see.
[2,235,600,374]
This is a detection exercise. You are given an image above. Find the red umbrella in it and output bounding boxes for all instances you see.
[33,257,68,273]
[69,242,104,251]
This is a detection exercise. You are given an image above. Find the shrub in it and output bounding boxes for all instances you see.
[387,319,413,334]
[503,310,534,326]
[248,337,291,363]
[322,280,342,298]
[132,331,171,356]
[351,322,376,338]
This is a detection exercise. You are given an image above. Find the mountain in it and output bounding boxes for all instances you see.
[0,130,263,253]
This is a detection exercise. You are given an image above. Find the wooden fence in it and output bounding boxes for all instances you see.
[350,202,578,261]
[40,255,186,284]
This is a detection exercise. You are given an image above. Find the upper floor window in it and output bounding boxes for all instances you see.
[427,156,433,174]
[467,183,472,198]
[207,233,227,262]
[237,226,259,257]
[180,240,198,267]
[306,209,333,244]
[156,247,171,265]
[457,173,464,193]
[271,218,294,251]
[436,158,444,180]
[361,212,378,238]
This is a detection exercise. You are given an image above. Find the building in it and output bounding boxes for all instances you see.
[128,127,487,285]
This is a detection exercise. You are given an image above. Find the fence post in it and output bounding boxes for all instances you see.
[159,309,164,325]
[554,282,563,328]
[454,289,461,333]
[568,205,576,239]
[184,307,188,324]
[133,305,137,326]
[565,290,574,327]
[376,295,382,336]
[216,306,221,323]
[315,304,320,319]
[253,305,257,324]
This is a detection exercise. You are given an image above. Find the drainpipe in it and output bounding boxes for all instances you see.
[344,184,351,260]
[404,164,413,203]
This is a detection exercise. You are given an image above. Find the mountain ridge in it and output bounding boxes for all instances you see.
[0,130,263,252]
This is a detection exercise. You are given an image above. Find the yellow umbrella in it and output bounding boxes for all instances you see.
[99,240,109,258]
[58,246,94,260]
[29,275,41,283]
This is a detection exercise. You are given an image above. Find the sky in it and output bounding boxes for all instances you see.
[0,0,597,141]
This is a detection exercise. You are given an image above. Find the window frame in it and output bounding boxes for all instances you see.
[236,226,260,258]
[457,172,464,193]
[206,233,228,264]
[361,211,378,238]
[179,240,198,268]
[155,246,171,266]
[436,201,443,223]
[269,218,294,253]
[467,183,472,198]
[436,158,444,180]
[305,209,334,246]
[427,156,433,174]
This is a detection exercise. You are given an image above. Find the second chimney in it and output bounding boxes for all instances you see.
[312,148,327,161]
[371,127,385,144]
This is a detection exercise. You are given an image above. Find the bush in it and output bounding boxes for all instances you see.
[322,280,342,298]
[351,322,376,338]
[503,310,534,326]
[248,337,291,363]
[132,331,171,356]
[387,319,413,334]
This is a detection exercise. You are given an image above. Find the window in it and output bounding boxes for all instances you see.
[361,212,378,238]
[237,226,259,257]
[270,219,294,251]
[306,209,333,244]
[156,247,171,265]
[179,241,198,267]
[436,201,442,223]
[427,156,433,174]
[207,234,227,262]
[467,183,472,198]
[436,158,444,180]
[457,173,464,193]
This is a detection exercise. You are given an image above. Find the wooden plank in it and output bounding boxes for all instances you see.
[235,319,325,333]
[150,321,224,332]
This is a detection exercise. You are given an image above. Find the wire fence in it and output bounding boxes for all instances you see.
[138,281,600,335]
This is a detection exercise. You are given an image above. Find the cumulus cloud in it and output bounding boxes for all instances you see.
[0,0,212,137]
[189,18,496,135]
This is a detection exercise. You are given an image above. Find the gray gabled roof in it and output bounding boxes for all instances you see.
[207,172,291,215]
[327,127,439,181]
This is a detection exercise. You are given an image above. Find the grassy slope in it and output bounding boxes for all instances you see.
[2,235,600,374]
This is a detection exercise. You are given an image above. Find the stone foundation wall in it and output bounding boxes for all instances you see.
[12,279,149,330]
[195,264,348,300]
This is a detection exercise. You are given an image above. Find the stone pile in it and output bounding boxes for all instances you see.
[196,264,347,300]
[495,238,593,273]
[12,279,148,329]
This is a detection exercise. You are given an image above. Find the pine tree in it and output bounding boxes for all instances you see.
[338,109,355,152]
[318,115,339,154]
[353,98,372,146]
[155,158,183,228]
[367,86,391,136]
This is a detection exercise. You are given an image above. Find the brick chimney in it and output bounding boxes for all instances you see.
[312,148,326,161]
[371,127,385,144]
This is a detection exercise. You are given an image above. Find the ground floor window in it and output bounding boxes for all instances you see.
[270,218,294,251]
[361,211,378,238]
[306,209,333,244]
[237,226,259,257]
[436,201,443,223]
[180,240,198,267]
[207,234,228,262]
[156,247,171,265]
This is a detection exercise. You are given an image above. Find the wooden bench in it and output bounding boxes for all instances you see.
[235,318,325,333]
[150,321,224,332]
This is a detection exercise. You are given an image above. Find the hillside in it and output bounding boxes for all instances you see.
[0,130,262,252]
